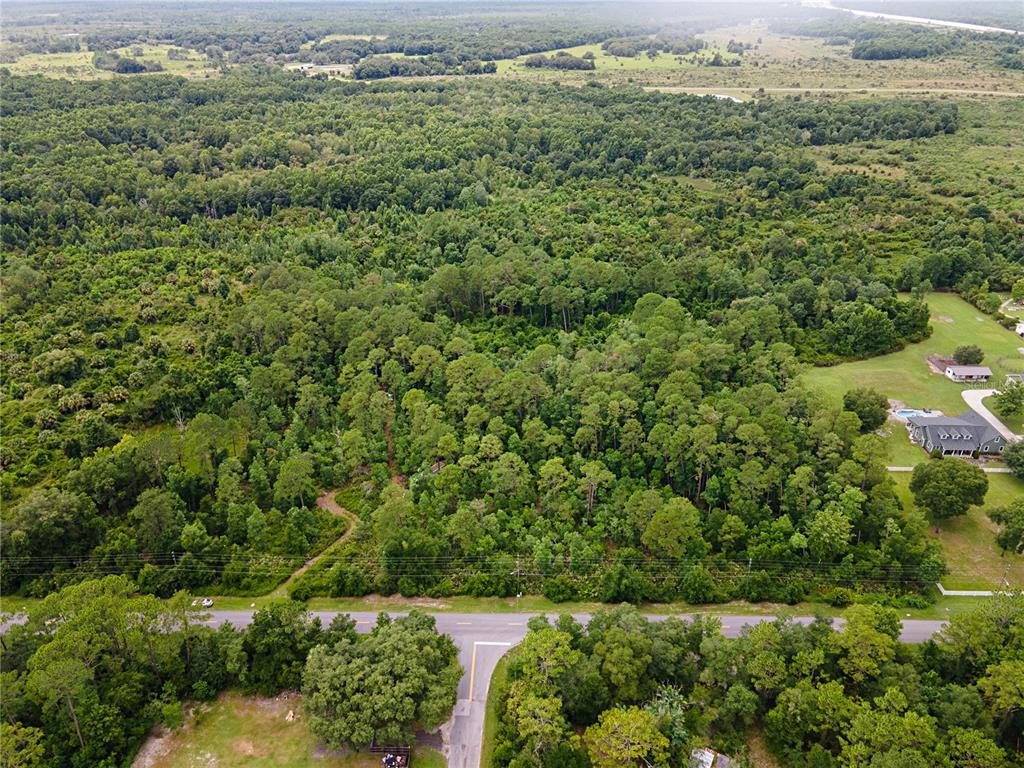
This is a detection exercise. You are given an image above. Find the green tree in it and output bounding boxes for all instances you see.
[641,497,708,559]
[0,723,46,768]
[989,499,1024,555]
[807,505,853,561]
[241,602,325,695]
[946,727,1009,768]
[909,458,988,528]
[578,460,614,516]
[303,611,461,748]
[1002,441,1024,481]
[843,387,889,432]
[130,488,186,554]
[273,453,317,508]
[953,345,985,365]
[978,659,1024,725]
[837,605,897,683]
[583,706,669,768]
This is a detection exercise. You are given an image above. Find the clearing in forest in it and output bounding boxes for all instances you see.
[133,691,445,768]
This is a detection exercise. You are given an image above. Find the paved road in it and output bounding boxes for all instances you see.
[202,610,946,768]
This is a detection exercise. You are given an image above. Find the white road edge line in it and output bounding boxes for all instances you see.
[467,641,513,701]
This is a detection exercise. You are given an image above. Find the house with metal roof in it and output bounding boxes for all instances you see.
[943,365,992,383]
[907,411,1006,456]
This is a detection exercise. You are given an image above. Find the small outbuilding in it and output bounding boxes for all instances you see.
[943,365,992,383]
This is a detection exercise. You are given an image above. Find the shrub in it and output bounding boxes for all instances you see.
[543,575,578,603]
[953,344,984,365]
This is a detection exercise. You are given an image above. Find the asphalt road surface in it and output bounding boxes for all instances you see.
[202,610,947,768]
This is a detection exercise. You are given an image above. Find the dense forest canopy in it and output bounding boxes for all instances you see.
[0,576,459,768]
[770,14,1022,63]
[2,67,1021,609]
[490,598,1024,767]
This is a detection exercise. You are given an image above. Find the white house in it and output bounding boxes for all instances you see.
[944,365,992,383]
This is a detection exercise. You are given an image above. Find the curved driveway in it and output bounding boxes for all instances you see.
[962,389,1021,442]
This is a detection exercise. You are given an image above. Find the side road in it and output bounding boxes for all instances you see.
[200,610,947,768]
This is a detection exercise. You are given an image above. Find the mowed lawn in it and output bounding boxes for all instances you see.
[891,473,1024,590]
[803,292,1024,416]
[804,293,1024,590]
[134,692,445,768]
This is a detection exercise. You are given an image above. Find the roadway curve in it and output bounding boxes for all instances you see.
[201,610,948,768]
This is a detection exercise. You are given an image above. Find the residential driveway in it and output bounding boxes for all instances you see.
[962,389,1021,442]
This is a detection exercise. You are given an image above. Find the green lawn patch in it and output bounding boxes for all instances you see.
[803,292,1024,415]
[134,691,443,768]
[495,43,738,75]
[891,472,1024,590]
[983,394,1024,434]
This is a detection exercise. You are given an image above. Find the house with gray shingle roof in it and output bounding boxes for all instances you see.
[907,411,1007,456]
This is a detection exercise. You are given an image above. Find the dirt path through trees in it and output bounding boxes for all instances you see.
[269,490,360,597]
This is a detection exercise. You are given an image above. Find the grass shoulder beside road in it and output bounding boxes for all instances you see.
[480,654,511,768]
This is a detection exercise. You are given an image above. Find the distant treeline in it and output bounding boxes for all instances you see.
[523,52,596,70]
[353,54,497,79]
[600,34,706,58]
[771,14,1022,60]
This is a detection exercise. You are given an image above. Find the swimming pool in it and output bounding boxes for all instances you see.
[895,408,942,419]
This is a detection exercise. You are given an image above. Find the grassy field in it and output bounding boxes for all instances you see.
[891,473,1024,590]
[480,655,510,768]
[495,42,739,76]
[803,292,1024,416]
[488,24,1024,97]
[3,43,220,80]
[984,395,1024,434]
[805,99,1024,215]
[133,692,444,768]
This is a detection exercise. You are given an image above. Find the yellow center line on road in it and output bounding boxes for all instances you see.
[468,643,478,701]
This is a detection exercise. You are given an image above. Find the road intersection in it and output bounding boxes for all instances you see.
[203,609,948,768]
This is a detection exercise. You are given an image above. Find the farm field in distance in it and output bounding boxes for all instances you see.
[4,1,1024,766]
[3,42,220,79]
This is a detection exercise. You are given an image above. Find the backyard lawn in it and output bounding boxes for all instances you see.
[133,692,444,768]
[803,292,1024,415]
[891,472,1024,590]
